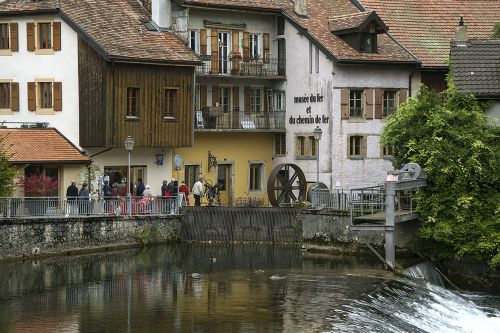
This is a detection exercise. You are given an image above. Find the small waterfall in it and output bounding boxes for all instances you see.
[402,261,446,287]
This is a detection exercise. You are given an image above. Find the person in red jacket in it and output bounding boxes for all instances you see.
[179,180,190,206]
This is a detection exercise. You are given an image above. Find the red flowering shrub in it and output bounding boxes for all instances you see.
[19,173,58,197]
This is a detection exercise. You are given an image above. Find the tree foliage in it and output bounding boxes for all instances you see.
[0,138,19,197]
[381,83,500,266]
[19,173,58,197]
[492,22,500,38]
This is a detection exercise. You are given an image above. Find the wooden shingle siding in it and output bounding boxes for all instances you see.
[10,23,18,52]
[78,37,106,147]
[109,63,194,148]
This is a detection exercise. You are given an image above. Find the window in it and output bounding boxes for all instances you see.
[315,46,319,73]
[250,34,260,58]
[309,41,313,74]
[310,136,317,157]
[251,88,261,113]
[219,87,230,112]
[0,82,10,109]
[349,90,363,118]
[277,17,285,35]
[0,23,9,49]
[38,82,52,109]
[274,90,285,110]
[348,135,366,158]
[360,32,376,53]
[189,30,199,54]
[382,145,394,158]
[185,164,200,191]
[383,91,397,117]
[249,162,264,191]
[274,133,286,156]
[163,88,177,118]
[126,87,140,117]
[38,22,52,49]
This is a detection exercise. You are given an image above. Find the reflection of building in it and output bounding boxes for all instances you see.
[0,128,90,196]
[0,0,199,196]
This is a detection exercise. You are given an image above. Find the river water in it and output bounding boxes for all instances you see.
[0,244,498,333]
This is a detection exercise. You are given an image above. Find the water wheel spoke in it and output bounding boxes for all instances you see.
[276,190,287,203]
[289,191,297,202]
[288,172,299,185]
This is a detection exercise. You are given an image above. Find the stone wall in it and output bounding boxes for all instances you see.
[0,215,182,259]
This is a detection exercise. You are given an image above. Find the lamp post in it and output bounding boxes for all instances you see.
[124,136,135,216]
[313,126,322,187]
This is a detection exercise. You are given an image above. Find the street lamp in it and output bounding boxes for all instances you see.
[313,126,322,187]
[124,136,135,216]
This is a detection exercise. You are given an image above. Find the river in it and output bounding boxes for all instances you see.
[0,244,498,332]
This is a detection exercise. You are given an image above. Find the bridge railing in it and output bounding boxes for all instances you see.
[350,186,386,217]
[311,189,350,210]
[0,196,181,218]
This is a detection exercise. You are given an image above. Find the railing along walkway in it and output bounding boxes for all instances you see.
[0,196,181,218]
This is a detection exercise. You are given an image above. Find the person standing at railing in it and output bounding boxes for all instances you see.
[102,180,113,214]
[179,180,190,206]
[192,176,204,207]
[66,180,79,216]
[78,182,90,215]
[136,178,145,197]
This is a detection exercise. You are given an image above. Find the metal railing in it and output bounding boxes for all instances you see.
[350,186,386,216]
[195,109,285,130]
[311,189,350,211]
[196,55,286,77]
[0,196,181,218]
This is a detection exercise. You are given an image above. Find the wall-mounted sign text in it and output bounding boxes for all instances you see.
[294,94,324,103]
[290,93,329,125]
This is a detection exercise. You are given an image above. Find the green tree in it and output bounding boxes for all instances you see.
[0,138,19,197]
[381,83,500,266]
[492,22,500,38]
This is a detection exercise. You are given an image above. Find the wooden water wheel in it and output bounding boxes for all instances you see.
[267,163,307,207]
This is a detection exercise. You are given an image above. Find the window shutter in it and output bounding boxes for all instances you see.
[231,31,239,72]
[52,22,61,51]
[200,29,207,55]
[243,31,250,60]
[399,89,408,105]
[210,30,218,74]
[244,86,251,114]
[361,136,368,158]
[10,82,19,111]
[200,85,207,109]
[212,85,219,107]
[347,136,352,158]
[340,89,349,119]
[263,33,270,63]
[27,82,36,111]
[374,89,383,119]
[364,89,374,119]
[10,23,18,52]
[53,82,62,111]
[264,87,270,113]
[26,22,35,52]
[232,86,239,109]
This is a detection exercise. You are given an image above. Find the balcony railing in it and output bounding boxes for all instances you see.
[195,108,285,130]
[195,55,286,78]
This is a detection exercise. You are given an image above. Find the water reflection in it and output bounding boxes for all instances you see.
[0,244,497,333]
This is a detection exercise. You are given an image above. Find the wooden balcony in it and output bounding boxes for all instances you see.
[195,55,286,79]
[195,108,285,132]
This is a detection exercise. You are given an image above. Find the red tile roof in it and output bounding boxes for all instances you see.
[328,12,373,33]
[359,0,500,68]
[182,0,418,64]
[0,128,91,164]
[0,0,200,64]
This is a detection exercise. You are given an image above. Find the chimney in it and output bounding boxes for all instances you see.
[294,0,307,17]
[454,17,468,47]
[152,0,172,29]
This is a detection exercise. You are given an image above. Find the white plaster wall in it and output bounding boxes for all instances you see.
[486,101,500,127]
[85,148,173,196]
[0,15,80,146]
[331,64,413,189]
[272,20,334,187]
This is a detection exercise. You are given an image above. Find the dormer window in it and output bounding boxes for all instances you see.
[329,11,387,54]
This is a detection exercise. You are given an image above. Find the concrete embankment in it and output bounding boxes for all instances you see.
[0,207,420,260]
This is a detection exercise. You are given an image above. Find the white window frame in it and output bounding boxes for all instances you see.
[349,90,363,118]
[248,160,266,193]
[189,30,200,54]
[249,33,260,59]
[274,90,285,111]
[251,88,262,113]
[383,90,397,117]
[35,78,55,114]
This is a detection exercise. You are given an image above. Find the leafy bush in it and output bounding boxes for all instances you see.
[19,173,58,197]
[381,82,500,266]
[0,138,19,196]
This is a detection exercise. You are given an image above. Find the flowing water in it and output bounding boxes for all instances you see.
[0,244,498,333]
